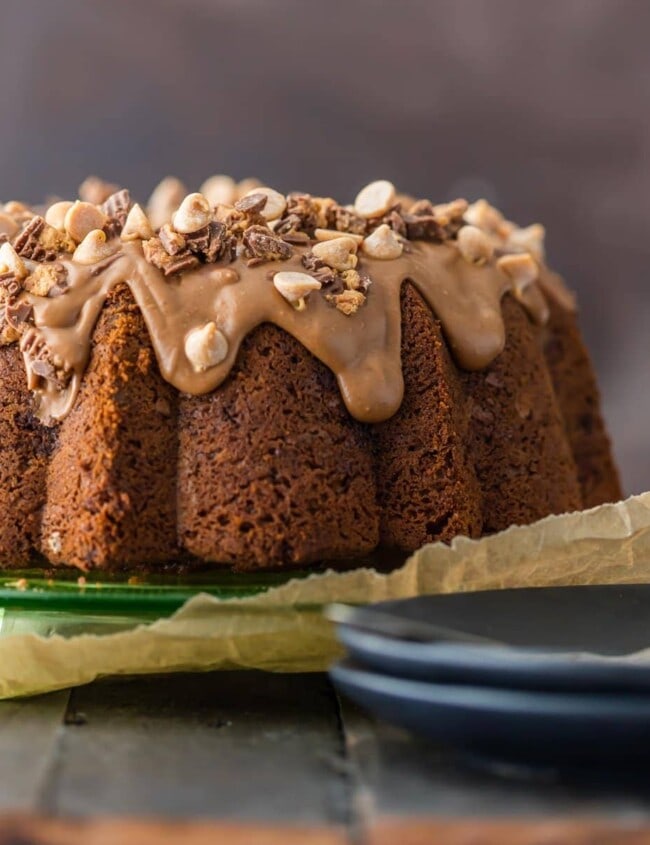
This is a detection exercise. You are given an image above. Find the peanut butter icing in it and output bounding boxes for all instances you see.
[0,178,574,426]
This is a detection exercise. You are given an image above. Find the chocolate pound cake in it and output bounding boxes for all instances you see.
[0,176,621,572]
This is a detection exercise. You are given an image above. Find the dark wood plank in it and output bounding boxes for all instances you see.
[338,697,650,825]
[40,672,350,824]
[0,815,348,845]
[366,818,650,845]
[0,691,69,812]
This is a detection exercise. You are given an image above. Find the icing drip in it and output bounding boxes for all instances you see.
[24,238,557,425]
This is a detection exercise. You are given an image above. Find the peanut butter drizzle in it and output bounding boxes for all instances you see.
[25,239,561,425]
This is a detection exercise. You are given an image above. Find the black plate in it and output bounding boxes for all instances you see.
[330,659,650,765]
[334,585,650,691]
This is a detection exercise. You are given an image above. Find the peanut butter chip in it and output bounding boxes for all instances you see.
[362,224,403,260]
[3,201,32,222]
[496,253,539,292]
[0,212,19,238]
[45,201,74,232]
[506,223,546,261]
[72,229,120,265]
[464,199,504,233]
[64,202,108,244]
[314,228,364,246]
[121,203,154,241]
[354,180,396,219]
[184,322,228,372]
[456,225,494,265]
[273,270,322,310]
[172,193,213,234]
[200,175,237,207]
[147,177,187,231]
[0,242,27,279]
[311,236,359,271]
[244,186,287,221]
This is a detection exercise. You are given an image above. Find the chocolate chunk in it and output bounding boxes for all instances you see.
[13,215,71,261]
[275,193,321,237]
[409,199,435,216]
[185,221,231,263]
[5,299,34,329]
[142,237,200,277]
[300,253,346,295]
[280,231,310,245]
[242,225,292,266]
[158,224,187,256]
[333,205,368,236]
[235,193,268,215]
[381,208,408,238]
[101,188,131,237]
[0,305,20,344]
[20,327,72,389]
[402,212,445,241]
[0,270,22,301]
[14,216,45,257]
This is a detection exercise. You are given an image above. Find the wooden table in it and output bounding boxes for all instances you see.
[1,672,649,844]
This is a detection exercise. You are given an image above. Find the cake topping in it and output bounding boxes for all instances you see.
[158,223,187,255]
[242,225,292,266]
[64,201,108,244]
[23,261,68,297]
[200,174,237,207]
[72,229,119,265]
[506,223,546,261]
[4,201,34,224]
[14,216,74,261]
[172,192,213,234]
[354,180,397,219]
[186,221,234,263]
[147,177,187,231]
[0,212,19,238]
[496,253,539,293]
[273,270,322,310]
[464,198,504,233]
[101,189,132,237]
[311,236,358,271]
[142,236,200,276]
[121,204,154,242]
[20,327,72,390]
[0,242,27,279]
[184,322,229,372]
[456,225,494,266]
[0,175,573,426]
[326,288,367,316]
[314,228,364,246]
[78,176,121,205]
[45,201,74,232]
[362,224,404,260]
[244,186,287,221]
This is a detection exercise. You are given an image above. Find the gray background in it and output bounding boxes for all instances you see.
[0,0,647,492]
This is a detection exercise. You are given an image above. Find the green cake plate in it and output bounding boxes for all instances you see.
[0,568,302,614]
[0,552,395,638]
[0,568,308,639]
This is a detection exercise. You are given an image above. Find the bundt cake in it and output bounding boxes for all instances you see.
[0,175,621,573]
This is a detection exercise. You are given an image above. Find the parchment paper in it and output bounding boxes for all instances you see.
[1,492,650,699]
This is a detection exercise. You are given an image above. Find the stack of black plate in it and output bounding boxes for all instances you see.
[328,584,650,766]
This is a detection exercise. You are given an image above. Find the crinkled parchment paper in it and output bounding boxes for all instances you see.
[1,492,650,698]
